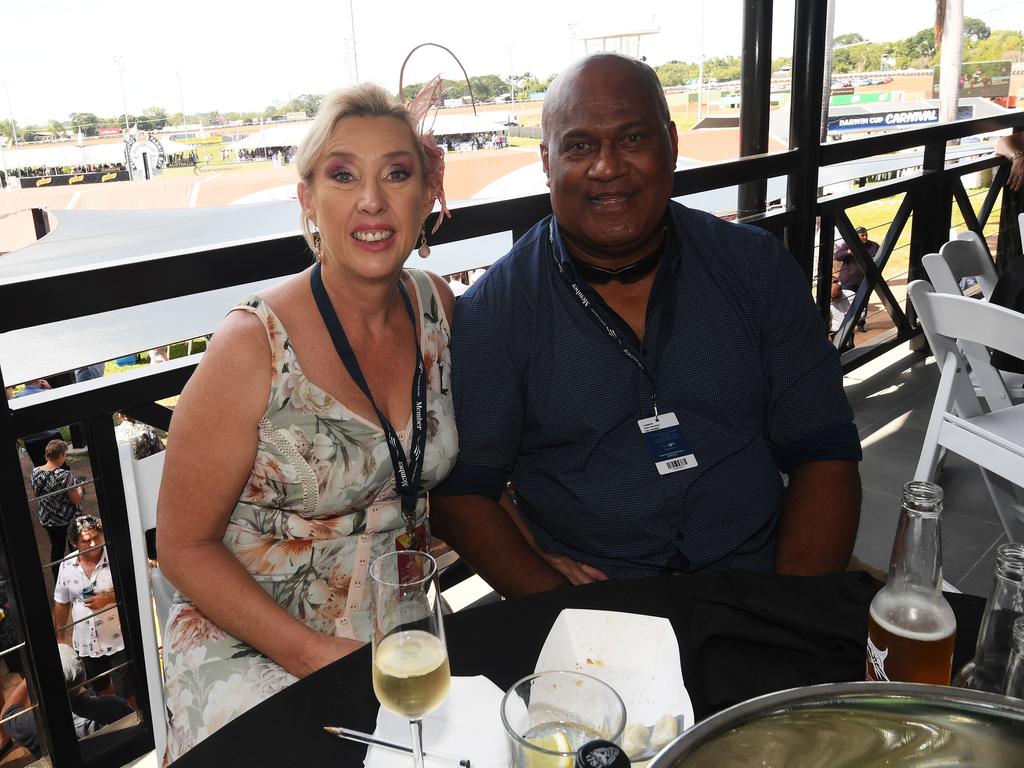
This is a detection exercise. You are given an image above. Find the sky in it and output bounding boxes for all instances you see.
[1,0,1022,126]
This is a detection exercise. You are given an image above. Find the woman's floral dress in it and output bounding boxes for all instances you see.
[162,270,458,761]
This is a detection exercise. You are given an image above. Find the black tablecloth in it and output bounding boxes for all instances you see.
[169,571,984,767]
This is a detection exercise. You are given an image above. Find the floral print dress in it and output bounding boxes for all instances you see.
[162,270,458,761]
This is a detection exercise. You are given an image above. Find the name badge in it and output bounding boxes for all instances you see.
[637,412,698,475]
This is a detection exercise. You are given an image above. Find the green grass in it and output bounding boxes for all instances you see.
[509,137,540,147]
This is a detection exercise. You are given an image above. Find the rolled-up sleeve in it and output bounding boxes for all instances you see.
[755,233,862,472]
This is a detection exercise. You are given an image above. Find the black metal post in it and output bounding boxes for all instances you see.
[737,0,773,219]
[31,208,49,240]
[786,0,828,280]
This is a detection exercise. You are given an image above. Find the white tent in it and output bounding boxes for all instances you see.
[0,135,199,171]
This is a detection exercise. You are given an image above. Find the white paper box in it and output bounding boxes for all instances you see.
[534,609,694,729]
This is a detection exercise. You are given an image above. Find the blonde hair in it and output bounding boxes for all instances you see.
[295,83,444,254]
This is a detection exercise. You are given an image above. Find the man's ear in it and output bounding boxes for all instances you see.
[540,143,550,186]
[667,121,679,166]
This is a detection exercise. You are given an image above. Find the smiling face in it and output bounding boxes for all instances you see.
[297,116,434,282]
[541,56,678,266]
[75,526,104,561]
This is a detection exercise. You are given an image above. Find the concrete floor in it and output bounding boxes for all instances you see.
[845,341,1019,597]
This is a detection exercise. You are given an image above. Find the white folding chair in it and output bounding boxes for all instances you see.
[909,280,1024,542]
[923,235,1024,403]
[118,439,172,760]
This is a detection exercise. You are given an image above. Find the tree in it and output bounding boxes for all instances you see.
[834,32,865,46]
[47,119,65,139]
[962,16,990,42]
[138,106,167,131]
[655,60,699,86]
[936,0,964,124]
[69,112,101,137]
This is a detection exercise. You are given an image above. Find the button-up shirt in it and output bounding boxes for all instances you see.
[53,548,124,658]
[436,202,861,578]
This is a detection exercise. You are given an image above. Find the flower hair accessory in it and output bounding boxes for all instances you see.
[399,43,478,236]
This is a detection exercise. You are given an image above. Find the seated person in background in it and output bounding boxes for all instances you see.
[431,53,861,596]
[52,516,133,702]
[157,82,457,761]
[829,278,856,342]
[31,439,84,580]
[1,644,133,757]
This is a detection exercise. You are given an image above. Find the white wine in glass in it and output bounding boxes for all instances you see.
[370,551,450,768]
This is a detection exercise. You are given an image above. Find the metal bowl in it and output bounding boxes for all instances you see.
[647,682,1024,767]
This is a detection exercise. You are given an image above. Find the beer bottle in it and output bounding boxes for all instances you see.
[866,481,956,685]
[1003,616,1024,698]
[953,543,1024,692]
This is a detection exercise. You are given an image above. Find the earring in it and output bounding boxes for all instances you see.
[312,231,322,262]
[418,225,430,258]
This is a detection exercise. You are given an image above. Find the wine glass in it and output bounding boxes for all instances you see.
[369,550,451,768]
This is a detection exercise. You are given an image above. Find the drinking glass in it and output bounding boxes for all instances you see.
[501,670,626,768]
[369,550,450,768]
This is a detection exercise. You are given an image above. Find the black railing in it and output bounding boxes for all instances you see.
[1,10,1022,768]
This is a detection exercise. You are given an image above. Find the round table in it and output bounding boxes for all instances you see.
[168,571,984,767]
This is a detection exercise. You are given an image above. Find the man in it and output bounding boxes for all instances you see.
[10,379,63,467]
[0,643,133,757]
[832,225,879,332]
[431,53,861,596]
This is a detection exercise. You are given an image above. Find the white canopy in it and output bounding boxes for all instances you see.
[0,136,200,171]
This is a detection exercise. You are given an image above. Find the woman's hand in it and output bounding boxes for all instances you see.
[285,629,364,679]
[1008,152,1024,193]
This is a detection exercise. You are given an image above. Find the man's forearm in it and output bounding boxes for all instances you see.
[774,460,861,576]
[430,494,568,597]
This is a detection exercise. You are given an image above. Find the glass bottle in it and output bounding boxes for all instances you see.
[1004,616,1024,699]
[953,543,1024,692]
[866,481,957,685]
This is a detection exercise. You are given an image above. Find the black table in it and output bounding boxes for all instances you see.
[170,571,984,767]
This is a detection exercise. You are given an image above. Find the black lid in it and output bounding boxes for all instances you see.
[575,740,630,768]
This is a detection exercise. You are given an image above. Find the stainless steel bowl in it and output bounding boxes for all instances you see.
[647,682,1024,767]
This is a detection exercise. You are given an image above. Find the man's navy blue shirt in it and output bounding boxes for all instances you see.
[435,202,861,578]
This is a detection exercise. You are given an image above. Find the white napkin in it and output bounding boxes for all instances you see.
[365,675,508,768]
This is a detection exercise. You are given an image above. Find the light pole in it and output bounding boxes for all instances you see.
[348,0,359,81]
[114,56,130,133]
[1,82,18,151]
[176,71,187,136]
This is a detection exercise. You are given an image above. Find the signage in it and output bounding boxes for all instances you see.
[22,170,130,187]
[933,60,1012,100]
[827,105,974,133]
[829,92,895,106]
[124,133,167,173]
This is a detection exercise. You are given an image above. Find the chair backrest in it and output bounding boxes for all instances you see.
[118,439,168,760]
[908,280,1024,414]
[924,233,1000,299]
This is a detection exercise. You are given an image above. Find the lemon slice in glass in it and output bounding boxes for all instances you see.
[526,730,573,768]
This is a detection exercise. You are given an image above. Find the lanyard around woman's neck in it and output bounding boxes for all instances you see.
[309,262,428,527]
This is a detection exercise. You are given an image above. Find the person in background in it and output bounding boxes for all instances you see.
[829,278,856,343]
[0,643,132,758]
[832,226,877,332]
[431,53,860,596]
[31,439,83,579]
[52,516,133,702]
[994,132,1024,274]
[157,81,457,760]
[11,380,63,467]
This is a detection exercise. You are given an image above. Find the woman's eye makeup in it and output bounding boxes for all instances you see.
[328,165,354,182]
[386,165,412,181]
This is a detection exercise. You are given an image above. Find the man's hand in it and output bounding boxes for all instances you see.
[537,552,609,585]
[84,591,117,611]
[775,460,861,576]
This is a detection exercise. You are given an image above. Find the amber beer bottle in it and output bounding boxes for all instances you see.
[866,481,956,685]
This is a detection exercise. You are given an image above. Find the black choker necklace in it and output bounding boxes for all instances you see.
[570,239,665,285]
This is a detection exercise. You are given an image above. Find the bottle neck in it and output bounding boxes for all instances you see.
[888,506,943,591]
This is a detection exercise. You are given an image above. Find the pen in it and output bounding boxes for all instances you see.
[323,725,471,767]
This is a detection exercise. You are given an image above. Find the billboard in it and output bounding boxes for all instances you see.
[932,60,1012,100]
[827,105,974,133]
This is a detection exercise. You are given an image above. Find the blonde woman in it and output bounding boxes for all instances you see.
[157,83,457,759]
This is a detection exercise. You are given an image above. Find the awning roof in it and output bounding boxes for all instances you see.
[0,201,504,384]
[0,136,201,171]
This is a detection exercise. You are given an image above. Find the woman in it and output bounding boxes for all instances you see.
[31,439,84,579]
[52,516,132,701]
[157,83,457,759]
[994,132,1024,274]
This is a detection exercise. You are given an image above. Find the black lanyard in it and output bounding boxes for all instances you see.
[310,263,427,525]
[549,220,678,417]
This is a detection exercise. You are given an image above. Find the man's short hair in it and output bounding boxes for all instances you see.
[44,439,68,461]
[542,53,671,143]
[856,226,868,234]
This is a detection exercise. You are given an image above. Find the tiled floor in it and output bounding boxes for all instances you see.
[845,341,1019,597]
